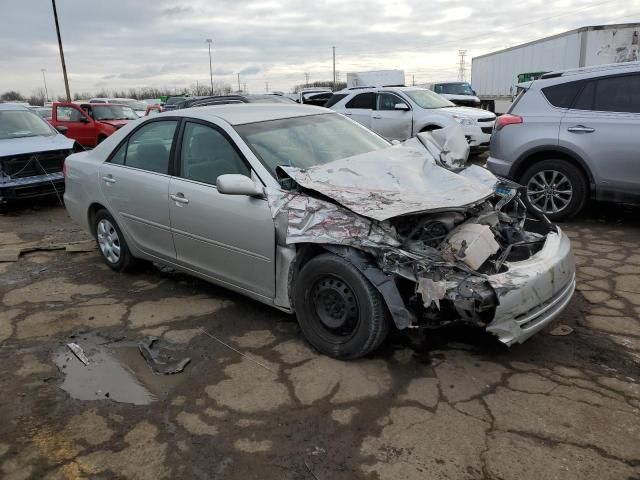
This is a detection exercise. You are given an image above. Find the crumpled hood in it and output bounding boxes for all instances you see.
[0,133,74,157]
[281,131,498,222]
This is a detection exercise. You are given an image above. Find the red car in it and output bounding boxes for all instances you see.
[50,102,138,147]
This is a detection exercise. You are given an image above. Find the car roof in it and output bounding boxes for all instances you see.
[0,103,29,111]
[167,104,331,125]
[540,61,640,80]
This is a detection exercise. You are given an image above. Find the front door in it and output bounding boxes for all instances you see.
[169,120,275,298]
[54,104,95,146]
[99,119,178,261]
[372,92,413,141]
[559,73,640,201]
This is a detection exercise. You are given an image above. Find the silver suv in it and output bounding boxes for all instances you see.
[487,61,640,220]
[327,86,495,148]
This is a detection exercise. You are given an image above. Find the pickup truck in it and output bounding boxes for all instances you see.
[50,102,138,148]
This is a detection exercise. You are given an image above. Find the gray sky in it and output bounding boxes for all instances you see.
[1,0,639,96]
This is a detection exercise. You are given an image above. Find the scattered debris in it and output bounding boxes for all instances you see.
[66,342,89,365]
[549,325,574,336]
[138,337,191,375]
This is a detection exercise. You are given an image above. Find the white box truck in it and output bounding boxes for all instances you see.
[346,70,405,88]
[471,23,639,114]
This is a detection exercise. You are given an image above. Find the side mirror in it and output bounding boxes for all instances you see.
[79,116,90,123]
[55,125,68,133]
[216,174,264,197]
[394,103,410,111]
[390,139,401,145]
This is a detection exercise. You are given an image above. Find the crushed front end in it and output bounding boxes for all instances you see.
[271,125,576,346]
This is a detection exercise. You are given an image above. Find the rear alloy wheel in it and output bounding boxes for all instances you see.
[520,159,587,221]
[94,210,136,271]
[294,253,389,359]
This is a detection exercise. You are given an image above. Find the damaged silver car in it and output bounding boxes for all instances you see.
[64,105,575,359]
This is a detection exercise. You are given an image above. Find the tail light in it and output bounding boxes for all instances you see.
[495,114,523,131]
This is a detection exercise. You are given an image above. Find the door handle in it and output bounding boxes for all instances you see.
[101,175,116,184]
[372,115,382,119]
[170,193,189,204]
[343,112,352,116]
[567,125,595,133]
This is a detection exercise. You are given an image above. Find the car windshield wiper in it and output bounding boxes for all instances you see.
[8,133,39,138]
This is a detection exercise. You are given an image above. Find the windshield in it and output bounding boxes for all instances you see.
[36,107,53,120]
[114,99,147,111]
[434,82,475,95]
[0,110,55,139]
[404,89,455,109]
[92,105,138,120]
[166,97,186,105]
[235,113,390,178]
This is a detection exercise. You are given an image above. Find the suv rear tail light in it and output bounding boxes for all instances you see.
[495,114,523,131]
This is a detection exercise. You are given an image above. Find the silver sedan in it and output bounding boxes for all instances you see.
[64,105,575,359]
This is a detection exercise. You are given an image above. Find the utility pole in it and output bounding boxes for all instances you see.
[458,49,468,82]
[243,82,247,93]
[265,82,269,92]
[41,69,49,103]
[412,73,415,86]
[237,73,241,92]
[206,38,214,95]
[332,46,336,90]
[304,72,310,87]
[51,0,71,102]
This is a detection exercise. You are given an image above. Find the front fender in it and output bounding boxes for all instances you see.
[323,245,416,329]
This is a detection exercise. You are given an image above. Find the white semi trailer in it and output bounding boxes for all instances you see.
[471,23,639,114]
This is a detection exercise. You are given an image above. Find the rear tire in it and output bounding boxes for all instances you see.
[520,159,588,221]
[294,253,389,360]
[93,209,137,271]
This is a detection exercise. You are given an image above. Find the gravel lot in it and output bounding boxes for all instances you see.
[1,196,639,480]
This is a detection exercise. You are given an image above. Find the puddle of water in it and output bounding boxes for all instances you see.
[53,333,189,405]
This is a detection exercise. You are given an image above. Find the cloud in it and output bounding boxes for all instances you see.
[0,0,636,95]
[239,66,261,75]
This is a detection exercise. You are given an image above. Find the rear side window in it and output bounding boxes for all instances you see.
[324,94,348,108]
[573,81,596,110]
[109,120,177,174]
[345,92,375,109]
[541,81,582,108]
[593,75,640,113]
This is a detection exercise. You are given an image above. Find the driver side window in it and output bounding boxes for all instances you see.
[180,122,250,185]
[377,93,403,111]
[56,106,84,122]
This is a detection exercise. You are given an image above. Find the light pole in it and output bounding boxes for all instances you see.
[51,0,71,102]
[332,46,336,90]
[41,69,49,103]
[206,38,214,95]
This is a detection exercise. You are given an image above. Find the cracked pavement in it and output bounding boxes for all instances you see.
[0,199,639,480]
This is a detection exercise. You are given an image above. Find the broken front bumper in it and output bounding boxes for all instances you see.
[485,228,575,345]
[0,172,65,201]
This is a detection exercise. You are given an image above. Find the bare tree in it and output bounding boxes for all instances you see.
[0,91,25,102]
[293,81,346,93]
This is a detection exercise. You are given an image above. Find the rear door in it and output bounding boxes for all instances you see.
[342,92,375,129]
[168,120,275,298]
[54,104,95,146]
[371,92,413,141]
[559,73,640,201]
[99,119,178,261]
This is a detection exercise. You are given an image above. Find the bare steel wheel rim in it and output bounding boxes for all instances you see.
[526,170,573,215]
[97,219,121,264]
[310,275,360,339]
